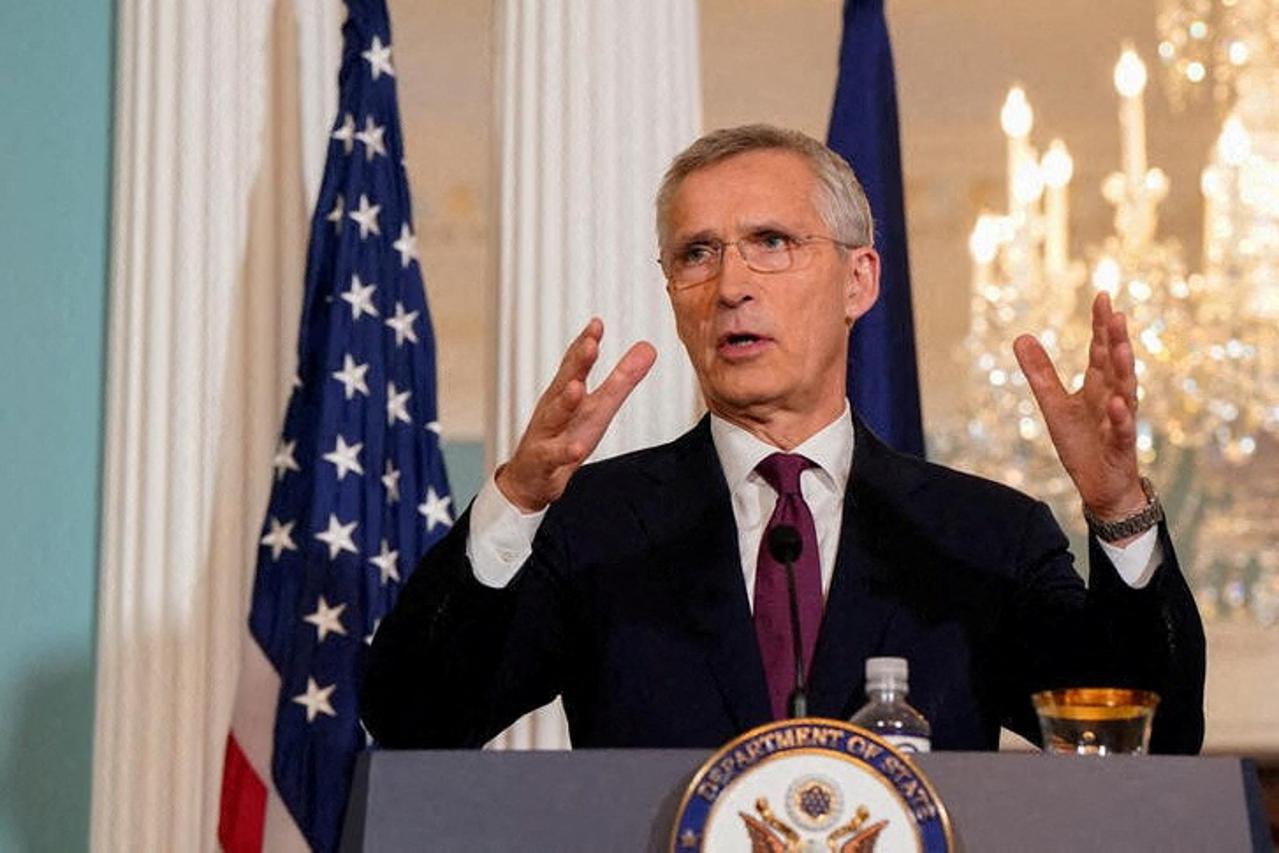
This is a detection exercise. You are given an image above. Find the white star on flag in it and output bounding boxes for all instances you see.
[361,35,395,80]
[292,677,338,723]
[331,112,356,154]
[303,596,349,643]
[381,460,401,504]
[386,382,412,425]
[392,223,419,268]
[426,421,442,435]
[355,116,387,161]
[272,439,301,481]
[323,435,365,481]
[332,353,371,400]
[340,273,380,320]
[364,618,381,646]
[418,487,454,532]
[314,513,359,560]
[260,517,298,561]
[348,193,381,240]
[326,194,345,232]
[369,539,400,585]
[385,301,419,347]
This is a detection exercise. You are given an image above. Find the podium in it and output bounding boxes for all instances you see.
[340,749,1270,851]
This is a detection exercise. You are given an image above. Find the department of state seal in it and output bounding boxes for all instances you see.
[670,718,954,852]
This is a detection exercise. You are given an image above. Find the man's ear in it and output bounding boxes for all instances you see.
[844,247,881,326]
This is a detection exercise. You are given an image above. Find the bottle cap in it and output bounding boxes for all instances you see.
[865,656,909,691]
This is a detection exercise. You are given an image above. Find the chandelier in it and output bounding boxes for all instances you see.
[936,38,1279,627]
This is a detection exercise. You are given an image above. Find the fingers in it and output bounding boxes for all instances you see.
[588,341,658,419]
[548,339,656,457]
[552,342,657,460]
[1013,333,1067,414]
[537,318,604,433]
[1085,292,1139,414]
[500,328,657,512]
[1084,294,1114,399]
[1106,393,1137,449]
[538,377,587,433]
[546,317,604,400]
[1108,311,1138,410]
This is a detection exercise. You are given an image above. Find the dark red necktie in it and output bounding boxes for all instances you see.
[752,453,824,720]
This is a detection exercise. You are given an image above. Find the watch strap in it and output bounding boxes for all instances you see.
[1083,477,1164,543]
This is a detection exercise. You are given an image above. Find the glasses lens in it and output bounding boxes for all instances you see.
[666,243,719,287]
[740,237,793,273]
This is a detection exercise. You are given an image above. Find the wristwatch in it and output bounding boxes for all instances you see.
[1082,476,1164,542]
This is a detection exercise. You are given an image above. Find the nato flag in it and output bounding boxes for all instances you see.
[828,0,925,456]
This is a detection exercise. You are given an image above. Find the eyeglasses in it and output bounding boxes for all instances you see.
[659,232,859,289]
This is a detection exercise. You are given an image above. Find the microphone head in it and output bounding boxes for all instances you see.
[767,524,803,564]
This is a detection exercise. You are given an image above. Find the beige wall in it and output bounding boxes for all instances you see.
[392,0,496,441]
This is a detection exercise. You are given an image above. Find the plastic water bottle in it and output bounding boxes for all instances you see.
[849,657,932,753]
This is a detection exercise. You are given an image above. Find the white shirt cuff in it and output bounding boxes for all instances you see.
[1097,528,1161,589]
[465,474,548,588]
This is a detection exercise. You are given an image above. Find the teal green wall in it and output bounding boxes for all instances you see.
[441,441,486,509]
[0,1,113,850]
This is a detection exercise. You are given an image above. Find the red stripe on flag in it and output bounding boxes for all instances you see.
[218,733,266,853]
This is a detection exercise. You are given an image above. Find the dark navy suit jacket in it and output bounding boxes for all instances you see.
[362,414,1205,753]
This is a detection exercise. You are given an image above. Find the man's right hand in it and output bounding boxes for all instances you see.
[495,318,657,513]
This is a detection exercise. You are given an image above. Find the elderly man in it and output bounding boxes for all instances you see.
[361,125,1204,753]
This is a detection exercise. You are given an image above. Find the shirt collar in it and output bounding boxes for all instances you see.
[709,400,855,493]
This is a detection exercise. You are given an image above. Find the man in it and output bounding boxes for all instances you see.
[361,125,1204,752]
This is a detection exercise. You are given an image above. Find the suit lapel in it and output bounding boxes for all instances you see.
[649,419,772,732]
[808,416,923,719]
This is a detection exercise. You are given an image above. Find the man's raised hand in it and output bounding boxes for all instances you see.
[1013,292,1148,522]
[495,318,657,513]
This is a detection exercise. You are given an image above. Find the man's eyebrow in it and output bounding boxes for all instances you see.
[671,229,720,246]
[738,218,796,234]
[671,219,797,245]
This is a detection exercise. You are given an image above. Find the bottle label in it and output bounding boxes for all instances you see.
[884,734,931,753]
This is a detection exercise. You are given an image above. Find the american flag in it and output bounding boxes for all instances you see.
[218,2,452,850]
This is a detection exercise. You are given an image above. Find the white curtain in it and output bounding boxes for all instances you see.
[90,0,341,849]
[490,0,703,749]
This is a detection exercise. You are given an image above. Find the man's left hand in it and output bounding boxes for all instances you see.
[1013,292,1148,522]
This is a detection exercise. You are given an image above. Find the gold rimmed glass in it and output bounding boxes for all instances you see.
[1032,687,1160,755]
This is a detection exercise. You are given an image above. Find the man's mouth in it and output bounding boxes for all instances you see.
[716,332,772,356]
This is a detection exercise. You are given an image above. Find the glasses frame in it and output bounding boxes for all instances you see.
[658,233,860,289]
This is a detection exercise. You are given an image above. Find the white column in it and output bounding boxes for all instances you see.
[492,0,702,749]
[91,1,338,849]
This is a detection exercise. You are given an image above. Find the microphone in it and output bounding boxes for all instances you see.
[766,524,807,718]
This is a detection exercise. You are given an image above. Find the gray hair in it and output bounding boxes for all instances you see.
[655,124,874,251]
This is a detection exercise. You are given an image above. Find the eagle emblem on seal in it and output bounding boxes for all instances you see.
[739,796,889,853]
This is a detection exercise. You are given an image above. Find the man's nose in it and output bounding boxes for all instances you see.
[714,241,756,305]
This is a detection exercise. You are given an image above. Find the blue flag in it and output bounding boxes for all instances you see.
[827,0,925,456]
[219,1,452,850]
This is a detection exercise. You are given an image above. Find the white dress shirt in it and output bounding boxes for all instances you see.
[465,403,1162,597]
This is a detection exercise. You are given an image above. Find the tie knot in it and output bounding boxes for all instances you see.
[755,453,813,496]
